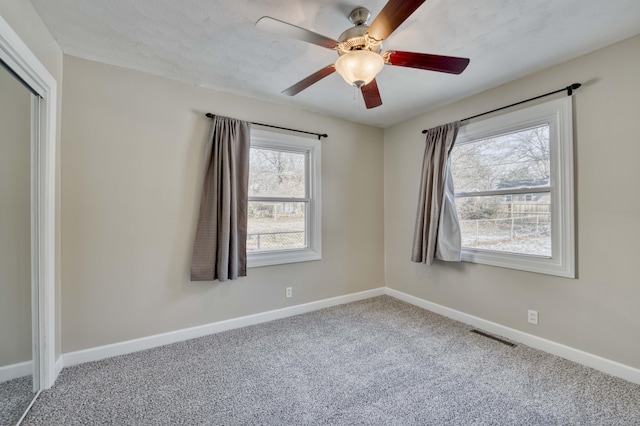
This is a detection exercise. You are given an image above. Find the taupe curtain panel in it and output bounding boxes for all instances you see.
[411,121,462,265]
[191,115,250,281]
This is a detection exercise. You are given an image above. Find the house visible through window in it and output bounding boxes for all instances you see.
[247,129,321,267]
[450,97,575,277]
[452,124,552,257]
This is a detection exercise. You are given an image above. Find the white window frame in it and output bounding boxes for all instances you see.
[454,97,575,278]
[247,129,322,268]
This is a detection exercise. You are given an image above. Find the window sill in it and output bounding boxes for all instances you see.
[461,248,574,278]
[247,248,321,268]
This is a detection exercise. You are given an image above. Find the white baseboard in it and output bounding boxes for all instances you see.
[54,356,64,380]
[385,287,640,385]
[0,360,31,383]
[57,286,640,387]
[62,287,386,368]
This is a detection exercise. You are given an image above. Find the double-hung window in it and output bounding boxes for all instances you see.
[451,97,575,277]
[247,129,321,267]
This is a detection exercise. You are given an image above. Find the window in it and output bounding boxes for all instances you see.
[451,97,575,277]
[247,129,321,267]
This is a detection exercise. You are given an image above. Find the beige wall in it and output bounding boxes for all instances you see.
[60,56,385,352]
[6,0,636,373]
[384,35,640,369]
[0,65,32,366]
[0,1,64,358]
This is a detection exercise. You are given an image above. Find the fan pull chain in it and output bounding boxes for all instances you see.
[353,85,361,110]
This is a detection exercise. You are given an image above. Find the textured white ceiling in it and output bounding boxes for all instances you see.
[30,0,640,127]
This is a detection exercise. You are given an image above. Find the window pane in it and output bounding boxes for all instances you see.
[247,201,306,251]
[249,148,306,198]
[457,194,551,257]
[452,125,550,193]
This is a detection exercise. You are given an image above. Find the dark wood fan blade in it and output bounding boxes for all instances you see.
[367,0,426,42]
[385,51,470,74]
[282,65,336,96]
[256,17,339,49]
[361,79,383,109]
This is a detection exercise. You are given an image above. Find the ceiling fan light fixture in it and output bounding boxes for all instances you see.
[334,50,384,88]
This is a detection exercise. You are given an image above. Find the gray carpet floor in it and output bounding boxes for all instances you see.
[22,296,640,425]
[0,375,34,426]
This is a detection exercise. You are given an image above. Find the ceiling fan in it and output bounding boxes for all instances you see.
[255,0,470,109]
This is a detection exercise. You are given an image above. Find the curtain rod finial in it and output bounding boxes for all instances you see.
[205,113,214,118]
[567,83,581,96]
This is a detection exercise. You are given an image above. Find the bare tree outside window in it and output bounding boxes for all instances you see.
[451,125,552,257]
[249,149,305,198]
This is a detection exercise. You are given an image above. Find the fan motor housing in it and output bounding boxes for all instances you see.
[337,25,381,55]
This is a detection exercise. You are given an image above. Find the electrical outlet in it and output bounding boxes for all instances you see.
[285,287,292,298]
[528,310,538,325]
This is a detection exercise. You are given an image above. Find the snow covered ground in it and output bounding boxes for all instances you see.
[462,234,551,257]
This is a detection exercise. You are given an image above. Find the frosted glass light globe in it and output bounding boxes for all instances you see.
[334,50,385,87]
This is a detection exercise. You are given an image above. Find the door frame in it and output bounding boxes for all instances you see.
[0,14,57,389]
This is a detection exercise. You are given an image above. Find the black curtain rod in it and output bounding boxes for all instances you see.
[205,113,328,139]
[421,83,582,134]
